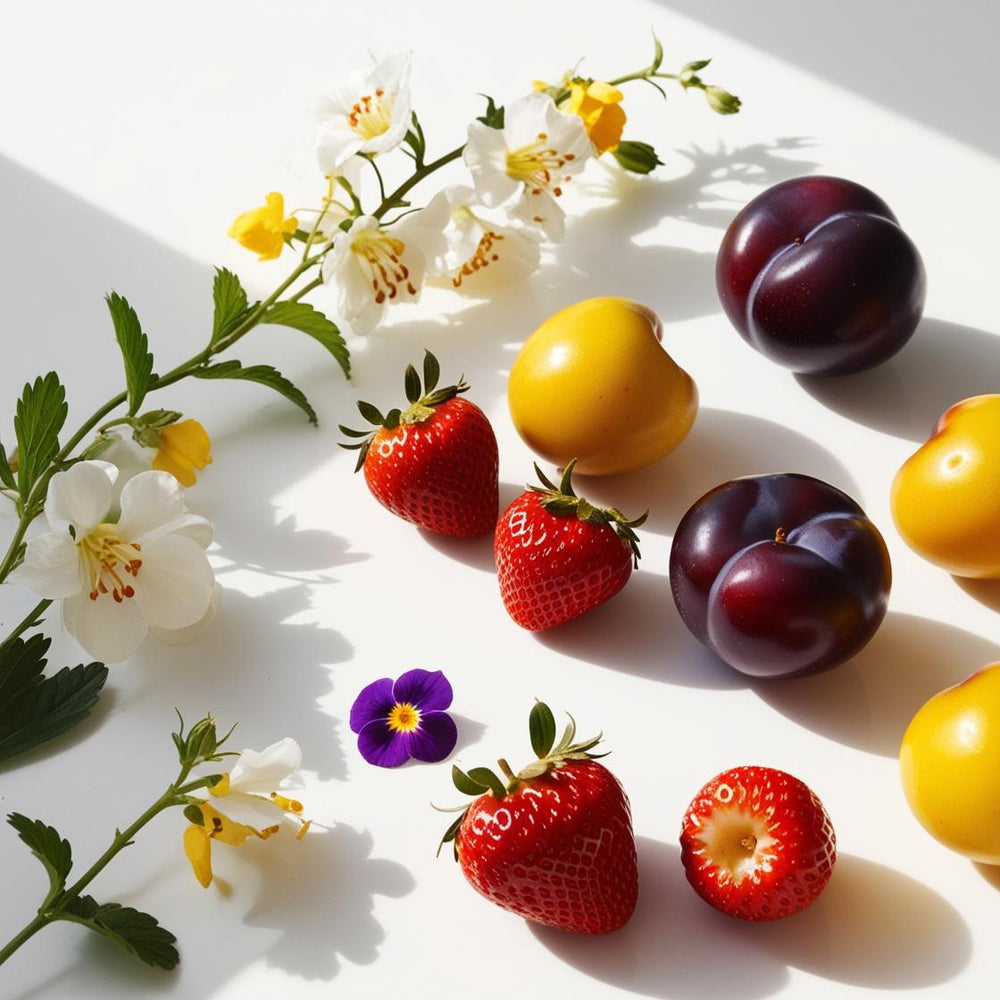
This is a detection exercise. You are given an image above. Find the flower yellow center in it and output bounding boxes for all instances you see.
[79,524,142,603]
[505,132,577,196]
[348,88,394,140]
[352,230,416,304]
[387,702,421,733]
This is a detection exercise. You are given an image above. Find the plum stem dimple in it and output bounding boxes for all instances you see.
[774,526,786,543]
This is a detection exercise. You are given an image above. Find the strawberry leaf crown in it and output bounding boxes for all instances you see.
[436,701,607,859]
[339,350,469,471]
[529,459,648,566]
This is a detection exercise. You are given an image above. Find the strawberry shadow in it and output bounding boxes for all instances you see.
[570,407,861,539]
[531,838,971,996]
[753,611,1000,756]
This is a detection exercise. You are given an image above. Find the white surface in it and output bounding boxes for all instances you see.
[1,1,999,998]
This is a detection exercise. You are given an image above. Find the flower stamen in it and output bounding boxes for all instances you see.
[387,702,421,733]
[352,230,417,303]
[348,89,395,140]
[453,229,505,287]
[505,138,576,198]
[79,525,142,602]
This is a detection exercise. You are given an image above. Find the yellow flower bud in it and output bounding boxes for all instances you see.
[152,419,213,488]
[227,192,298,261]
[566,80,626,154]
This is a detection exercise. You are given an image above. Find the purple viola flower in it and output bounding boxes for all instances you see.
[350,668,458,768]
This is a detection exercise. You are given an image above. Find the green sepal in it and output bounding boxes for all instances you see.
[451,764,491,797]
[183,804,205,826]
[436,811,465,860]
[466,767,507,801]
[404,364,421,404]
[613,140,664,175]
[529,700,557,758]
[422,351,440,393]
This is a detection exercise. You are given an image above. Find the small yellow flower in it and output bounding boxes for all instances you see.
[227,192,298,261]
[565,80,626,154]
[152,420,212,488]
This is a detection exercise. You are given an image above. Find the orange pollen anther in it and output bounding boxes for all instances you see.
[453,229,505,287]
[347,90,394,139]
[79,525,142,603]
[353,231,416,303]
[506,138,576,196]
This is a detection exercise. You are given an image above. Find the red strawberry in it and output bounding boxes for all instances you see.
[340,351,498,537]
[494,461,647,630]
[439,702,638,934]
[679,765,836,921]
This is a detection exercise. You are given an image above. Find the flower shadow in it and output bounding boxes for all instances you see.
[531,838,971,997]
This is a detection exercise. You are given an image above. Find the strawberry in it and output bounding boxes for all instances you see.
[340,351,498,537]
[494,461,647,630]
[679,765,836,921]
[439,701,638,934]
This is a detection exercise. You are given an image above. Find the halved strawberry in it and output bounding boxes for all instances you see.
[340,351,498,537]
[494,461,647,630]
[439,701,638,934]
[679,765,836,921]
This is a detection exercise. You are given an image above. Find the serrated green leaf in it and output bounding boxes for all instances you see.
[529,701,557,758]
[404,364,421,404]
[13,372,68,504]
[451,764,489,796]
[422,350,440,393]
[0,439,16,491]
[7,812,72,890]
[0,637,108,762]
[61,896,179,970]
[106,293,155,416]
[192,361,317,426]
[261,301,350,378]
[476,94,505,129]
[211,267,251,345]
[466,767,507,800]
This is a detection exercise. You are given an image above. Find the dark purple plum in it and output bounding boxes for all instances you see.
[717,176,926,375]
[669,473,891,678]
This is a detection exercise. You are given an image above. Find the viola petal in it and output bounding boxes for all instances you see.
[391,668,453,712]
[357,718,411,768]
[349,676,395,733]
[405,711,458,763]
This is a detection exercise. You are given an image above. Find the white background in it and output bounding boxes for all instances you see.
[1,1,999,997]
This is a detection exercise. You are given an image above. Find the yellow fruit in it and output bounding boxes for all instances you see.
[900,663,1000,864]
[507,297,698,476]
[890,394,1000,578]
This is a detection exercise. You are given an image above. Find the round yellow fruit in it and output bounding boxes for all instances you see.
[899,663,1000,864]
[890,394,1000,578]
[507,297,698,476]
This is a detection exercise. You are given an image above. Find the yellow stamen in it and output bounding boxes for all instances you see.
[505,136,577,196]
[453,228,505,287]
[348,88,394,140]
[78,525,142,603]
[351,230,416,303]
[387,702,421,733]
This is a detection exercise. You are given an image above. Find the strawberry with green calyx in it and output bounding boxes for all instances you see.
[494,459,648,630]
[339,350,499,538]
[439,701,639,935]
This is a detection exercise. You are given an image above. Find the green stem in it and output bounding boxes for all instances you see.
[0,769,212,968]
[0,597,52,655]
[373,145,464,220]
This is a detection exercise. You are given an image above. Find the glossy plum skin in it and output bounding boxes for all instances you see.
[669,474,891,678]
[717,176,926,375]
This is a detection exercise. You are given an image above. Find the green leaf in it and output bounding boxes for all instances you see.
[192,361,317,426]
[211,267,251,346]
[0,635,108,762]
[0,439,16,491]
[261,301,350,378]
[451,764,490,796]
[476,94,505,129]
[61,896,179,970]
[13,372,68,504]
[7,813,72,891]
[404,364,421,404]
[106,293,155,417]
[466,767,507,800]
[422,350,440,393]
[529,701,557,758]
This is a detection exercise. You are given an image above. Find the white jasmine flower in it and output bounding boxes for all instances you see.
[463,92,593,241]
[10,461,214,663]
[322,213,445,335]
[184,737,309,888]
[418,185,541,292]
[316,52,412,173]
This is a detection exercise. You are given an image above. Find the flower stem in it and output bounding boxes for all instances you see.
[373,145,465,221]
[0,597,52,655]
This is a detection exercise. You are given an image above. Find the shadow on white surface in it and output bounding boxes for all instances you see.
[755,611,1000,757]
[955,576,1000,614]
[796,317,1000,442]
[572,407,861,537]
[531,838,972,997]
[11,824,415,997]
